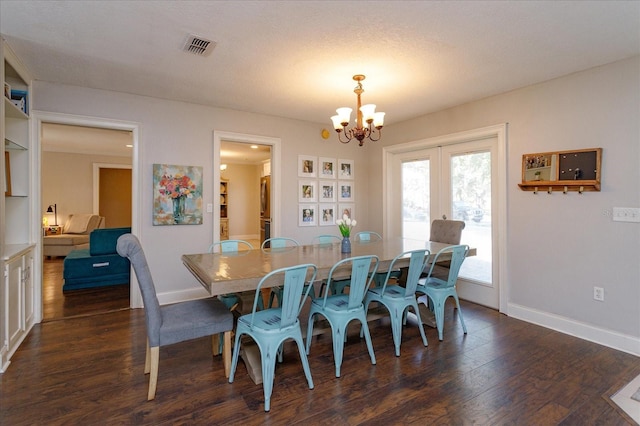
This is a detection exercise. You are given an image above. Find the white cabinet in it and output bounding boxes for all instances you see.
[1,247,34,372]
[1,38,36,373]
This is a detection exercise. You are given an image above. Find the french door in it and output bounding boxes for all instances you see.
[385,127,505,310]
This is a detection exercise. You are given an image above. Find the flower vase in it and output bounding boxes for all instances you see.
[172,197,185,223]
[341,236,351,254]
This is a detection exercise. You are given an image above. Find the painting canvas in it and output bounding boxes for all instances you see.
[153,163,203,225]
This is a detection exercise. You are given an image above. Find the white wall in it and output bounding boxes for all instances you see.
[42,151,131,226]
[371,56,640,353]
[33,82,368,302]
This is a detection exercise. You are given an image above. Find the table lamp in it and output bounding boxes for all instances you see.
[46,203,58,226]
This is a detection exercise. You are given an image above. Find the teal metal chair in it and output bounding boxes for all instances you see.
[262,238,304,307]
[330,231,398,294]
[416,244,469,341]
[306,255,379,377]
[208,239,255,312]
[354,231,382,242]
[312,234,341,245]
[364,249,430,356]
[229,263,317,412]
[261,237,299,250]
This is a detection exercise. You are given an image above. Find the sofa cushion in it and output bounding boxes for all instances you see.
[90,227,132,256]
[63,214,104,234]
[43,234,90,247]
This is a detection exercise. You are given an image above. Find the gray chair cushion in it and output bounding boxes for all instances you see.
[116,233,232,348]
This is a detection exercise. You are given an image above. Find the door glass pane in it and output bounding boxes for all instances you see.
[450,151,492,283]
[402,160,430,239]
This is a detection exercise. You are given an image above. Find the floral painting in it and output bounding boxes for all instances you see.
[153,164,203,225]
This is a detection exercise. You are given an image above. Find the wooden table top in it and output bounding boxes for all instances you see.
[182,238,476,296]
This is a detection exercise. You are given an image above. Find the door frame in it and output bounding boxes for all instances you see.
[382,123,508,314]
[32,110,142,319]
[212,131,281,241]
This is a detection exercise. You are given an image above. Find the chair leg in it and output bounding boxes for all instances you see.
[359,315,377,367]
[390,306,404,357]
[147,346,159,400]
[331,323,347,377]
[453,294,467,334]
[410,302,429,348]
[144,338,151,374]
[229,330,243,383]
[212,333,221,356]
[434,297,445,341]
[294,334,314,390]
[305,313,316,355]
[223,330,232,378]
[260,340,279,412]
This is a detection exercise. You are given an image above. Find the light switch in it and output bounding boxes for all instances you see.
[206,203,213,213]
[612,207,640,223]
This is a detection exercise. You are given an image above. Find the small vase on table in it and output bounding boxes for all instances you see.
[341,236,351,254]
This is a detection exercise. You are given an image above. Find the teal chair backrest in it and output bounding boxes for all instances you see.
[323,255,379,309]
[261,237,300,250]
[354,231,382,242]
[425,244,469,287]
[208,239,253,253]
[314,235,341,245]
[251,264,317,328]
[381,249,430,296]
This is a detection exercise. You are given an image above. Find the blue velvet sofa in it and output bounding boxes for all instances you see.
[63,227,132,291]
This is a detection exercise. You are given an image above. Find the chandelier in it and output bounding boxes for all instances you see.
[330,74,385,146]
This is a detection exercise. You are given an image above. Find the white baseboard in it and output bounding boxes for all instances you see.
[157,287,211,306]
[508,303,640,357]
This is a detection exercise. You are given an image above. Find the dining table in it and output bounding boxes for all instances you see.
[181,237,476,297]
[181,237,476,385]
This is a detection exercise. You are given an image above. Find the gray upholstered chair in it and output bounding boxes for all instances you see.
[429,219,465,245]
[427,219,465,279]
[116,234,233,400]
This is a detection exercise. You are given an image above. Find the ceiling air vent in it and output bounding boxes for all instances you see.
[183,34,216,57]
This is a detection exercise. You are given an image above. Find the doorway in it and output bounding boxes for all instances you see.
[34,112,141,323]
[384,124,508,312]
[213,131,281,246]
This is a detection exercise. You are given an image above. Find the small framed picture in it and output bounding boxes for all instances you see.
[338,181,354,202]
[299,204,317,226]
[298,180,317,202]
[319,204,336,226]
[319,180,336,202]
[338,158,354,179]
[298,155,317,178]
[319,157,337,179]
[338,203,355,221]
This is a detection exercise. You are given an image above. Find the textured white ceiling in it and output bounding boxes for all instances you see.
[2,1,639,128]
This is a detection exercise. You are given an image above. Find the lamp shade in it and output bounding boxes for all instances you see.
[335,107,352,125]
[373,112,385,128]
[359,104,376,122]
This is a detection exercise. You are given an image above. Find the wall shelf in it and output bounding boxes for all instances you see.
[519,148,602,193]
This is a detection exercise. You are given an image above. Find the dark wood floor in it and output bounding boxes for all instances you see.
[42,257,130,321]
[1,297,638,425]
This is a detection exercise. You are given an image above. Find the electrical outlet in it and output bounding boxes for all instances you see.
[612,207,640,223]
[593,286,604,301]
